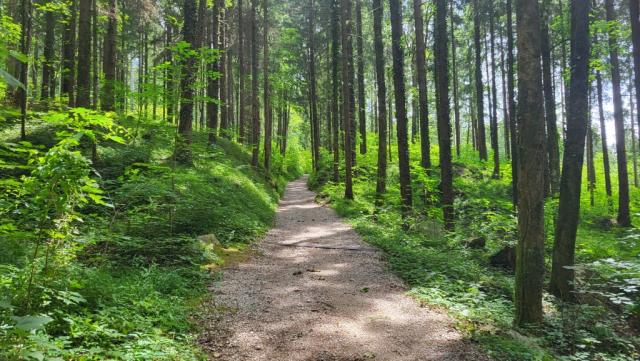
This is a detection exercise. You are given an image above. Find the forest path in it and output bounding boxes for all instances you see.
[199,176,489,361]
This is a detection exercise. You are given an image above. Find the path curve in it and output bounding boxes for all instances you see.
[199,177,489,361]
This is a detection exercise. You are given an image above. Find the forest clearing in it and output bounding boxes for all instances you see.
[1,0,640,360]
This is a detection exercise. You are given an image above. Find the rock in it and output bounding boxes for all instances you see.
[464,236,486,249]
[293,270,303,276]
[490,246,516,272]
[198,234,221,247]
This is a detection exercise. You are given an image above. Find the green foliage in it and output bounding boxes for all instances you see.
[313,141,640,361]
[0,109,304,359]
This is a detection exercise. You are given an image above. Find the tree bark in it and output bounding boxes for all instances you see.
[389,0,412,214]
[450,1,461,158]
[630,0,640,136]
[41,8,55,101]
[507,0,518,207]
[473,0,487,161]
[62,0,77,107]
[263,0,272,173]
[250,0,260,167]
[605,0,631,227]
[208,0,221,144]
[550,0,590,301]
[413,0,431,169]
[434,0,453,230]
[341,0,355,199]
[308,0,320,172]
[373,0,387,197]
[515,0,545,326]
[489,5,500,178]
[76,0,91,108]
[331,0,341,182]
[102,0,116,111]
[176,0,198,164]
[356,0,366,154]
[541,0,560,196]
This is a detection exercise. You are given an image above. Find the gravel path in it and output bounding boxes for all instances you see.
[199,177,489,361]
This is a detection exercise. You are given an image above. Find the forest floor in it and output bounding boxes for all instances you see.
[198,176,490,361]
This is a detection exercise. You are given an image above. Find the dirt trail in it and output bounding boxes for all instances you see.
[199,177,489,361]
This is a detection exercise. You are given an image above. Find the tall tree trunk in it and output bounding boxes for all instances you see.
[341,0,355,199]
[92,0,98,108]
[595,70,613,197]
[630,80,639,188]
[550,0,591,301]
[263,0,271,173]
[102,0,116,112]
[489,5,500,178]
[18,0,32,140]
[434,0,453,230]
[373,0,387,197]
[250,0,260,167]
[208,0,221,144]
[308,0,320,172]
[355,0,366,154]
[413,0,431,169]
[76,0,91,108]
[541,0,560,195]
[41,8,55,101]
[473,0,487,161]
[450,1,461,158]
[220,5,229,138]
[389,0,412,214]
[238,0,246,143]
[507,0,518,206]
[630,0,640,135]
[515,0,545,326]
[500,27,511,160]
[331,0,340,182]
[62,0,77,107]
[176,0,198,164]
[605,0,631,227]
[587,92,596,206]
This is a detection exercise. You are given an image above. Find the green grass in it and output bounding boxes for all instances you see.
[0,112,308,360]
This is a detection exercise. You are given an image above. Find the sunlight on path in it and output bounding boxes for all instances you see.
[199,177,490,361]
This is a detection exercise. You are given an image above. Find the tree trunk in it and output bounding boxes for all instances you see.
[356,0,366,154]
[263,0,271,172]
[541,0,561,196]
[308,0,320,172]
[605,0,631,227]
[450,1,461,158]
[208,0,221,144]
[514,0,545,326]
[176,0,198,164]
[473,0,487,161]
[389,0,412,215]
[76,0,91,108]
[550,0,590,301]
[18,0,32,140]
[413,0,431,169]
[331,0,340,182]
[373,0,387,197]
[41,8,55,101]
[250,0,260,167]
[238,0,246,144]
[507,0,518,207]
[341,0,355,199]
[102,0,116,112]
[595,70,612,197]
[92,0,98,108]
[630,0,640,136]
[434,0,453,230]
[62,0,77,107]
[489,5,500,178]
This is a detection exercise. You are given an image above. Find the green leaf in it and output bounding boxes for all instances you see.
[0,68,25,90]
[12,315,54,331]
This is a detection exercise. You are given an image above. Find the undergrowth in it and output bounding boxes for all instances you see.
[313,138,640,361]
[0,110,306,360]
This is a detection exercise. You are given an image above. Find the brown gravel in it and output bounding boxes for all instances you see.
[199,177,490,361]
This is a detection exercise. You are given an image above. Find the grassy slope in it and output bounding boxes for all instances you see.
[1,116,305,360]
[312,138,639,361]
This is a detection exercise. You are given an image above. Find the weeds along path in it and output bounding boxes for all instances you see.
[199,176,489,361]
